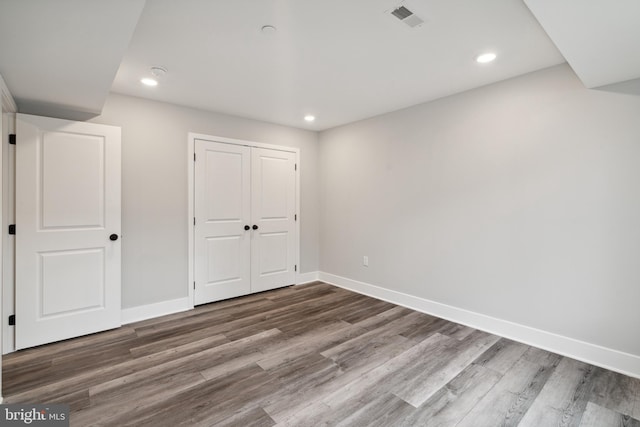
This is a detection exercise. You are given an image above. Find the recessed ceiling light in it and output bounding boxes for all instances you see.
[475,52,497,64]
[141,78,158,87]
[304,115,315,122]
[261,25,277,35]
[150,66,167,77]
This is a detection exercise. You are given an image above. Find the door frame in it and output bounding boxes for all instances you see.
[187,133,301,308]
[0,74,17,401]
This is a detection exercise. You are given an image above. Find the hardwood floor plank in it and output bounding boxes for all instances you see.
[95,329,283,397]
[1,359,53,395]
[210,406,276,427]
[435,322,476,341]
[132,297,280,338]
[472,338,531,375]
[319,334,454,412]
[339,299,398,324]
[352,306,416,331]
[518,357,597,427]
[398,363,502,427]
[105,363,276,427]
[217,290,366,341]
[3,333,233,404]
[457,353,560,427]
[128,324,231,358]
[263,283,336,305]
[255,320,359,371]
[579,402,640,427]
[72,372,207,426]
[389,329,500,407]
[334,393,416,427]
[273,401,333,427]
[522,345,564,367]
[261,355,348,422]
[588,366,640,418]
[2,326,137,368]
[263,333,451,422]
[392,314,441,339]
[320,319,414,371]
[353,309,437,337]
[636,387,640,421]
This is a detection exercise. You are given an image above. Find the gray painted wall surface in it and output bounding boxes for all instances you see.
[319,64,640,356]
[92,94,319,308]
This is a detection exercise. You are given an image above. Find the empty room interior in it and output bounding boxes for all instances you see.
[1,0,640,426]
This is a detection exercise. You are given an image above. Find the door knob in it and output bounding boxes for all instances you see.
[244,225,250,231]
[109,234,119,241]
[252,225,259,230]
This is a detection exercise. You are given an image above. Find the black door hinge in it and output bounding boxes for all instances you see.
[9,134,16,145]
[194,153,196,161]
[295,163,297,171]
[294,214,297,221]
[295,265,297,272]
[8,224,15,235]
[8,315,15,326]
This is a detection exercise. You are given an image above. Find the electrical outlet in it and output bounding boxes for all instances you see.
[363,256,369,267]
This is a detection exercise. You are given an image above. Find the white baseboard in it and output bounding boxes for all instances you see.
[122,297,192,325]
[319,272,640,379]
[297,271,319,284]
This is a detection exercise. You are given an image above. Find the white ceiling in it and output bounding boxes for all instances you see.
[0,0,145,120]
[524,0,640,90]
[110,0,565,130]
[0,1,636,130]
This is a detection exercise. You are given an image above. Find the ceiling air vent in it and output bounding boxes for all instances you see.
[390,5,424,28]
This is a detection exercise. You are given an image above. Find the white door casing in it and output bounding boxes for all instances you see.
[15,114,121,350]
[250,148,296,292]
[191,135,298,305]
[194,140,251,304]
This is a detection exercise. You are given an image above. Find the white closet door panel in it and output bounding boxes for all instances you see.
[194,140,251,304]
[251,148,296,292]
[16,114,121,350]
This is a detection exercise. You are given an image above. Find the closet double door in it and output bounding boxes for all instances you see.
[194,139,296,305]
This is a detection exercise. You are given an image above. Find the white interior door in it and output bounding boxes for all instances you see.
[251,148,296,292]
[15,114,121,350]
[194,140,251,304]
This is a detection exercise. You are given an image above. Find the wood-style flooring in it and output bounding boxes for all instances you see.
[3,282,640,426]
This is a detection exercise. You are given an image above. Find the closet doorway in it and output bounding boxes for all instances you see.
[189,134,299,305]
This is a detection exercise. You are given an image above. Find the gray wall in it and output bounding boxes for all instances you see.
[92,94,319,308]
[319,64,640,357]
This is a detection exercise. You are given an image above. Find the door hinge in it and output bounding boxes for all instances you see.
[194,217,196,226]
[194,153,196,161]
[295,163,297,171]
[8,315,15,326]
[194,281,196,289]
[8,224,15,235]
[295,214,297,221]
[9,134,16,145]
[295,265,297,272]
